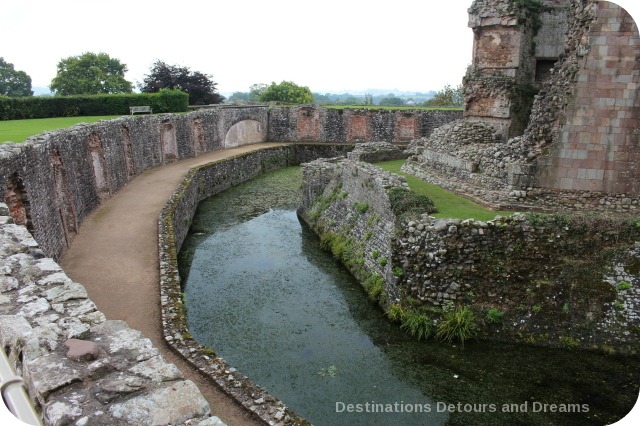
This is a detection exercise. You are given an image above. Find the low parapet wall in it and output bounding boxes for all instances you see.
[300,158,640,353]
[157,144,353,425]
[0,203,214,425]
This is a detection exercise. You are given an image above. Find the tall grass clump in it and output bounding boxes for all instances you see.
[436,305,477,347]
[400,311,435,341]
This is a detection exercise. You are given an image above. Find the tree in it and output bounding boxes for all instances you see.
[249,83,268,101]
[0,57,33,97]
[424,84,463,108]
[139,60,224,105]
[258,81,313,104]
[228,92,250,102]
[378,97,405,106]
[50,52,133,95]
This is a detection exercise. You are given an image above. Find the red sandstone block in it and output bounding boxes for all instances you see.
[588,150,602,160]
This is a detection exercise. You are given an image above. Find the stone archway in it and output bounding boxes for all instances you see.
[224,120,266,148]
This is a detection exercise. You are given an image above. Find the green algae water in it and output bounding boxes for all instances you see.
[179,166,640,426]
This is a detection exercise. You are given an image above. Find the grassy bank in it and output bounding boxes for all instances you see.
[376,160,512,221]
[0,116,121,143]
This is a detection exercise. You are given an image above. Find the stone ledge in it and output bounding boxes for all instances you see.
[0,203,218,426]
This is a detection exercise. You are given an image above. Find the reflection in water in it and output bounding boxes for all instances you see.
[179,166,640,426]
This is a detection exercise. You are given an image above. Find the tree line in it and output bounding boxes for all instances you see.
[229,85,463,108]
[1,53,463,108]
[0,53,223,106]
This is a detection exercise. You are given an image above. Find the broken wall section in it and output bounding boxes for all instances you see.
[465,0,570,139]
[300,159,640,352]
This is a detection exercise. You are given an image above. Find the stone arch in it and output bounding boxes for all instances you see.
[51,149,78,246]
[88,133,110,201]
[224,120,266,148]
[4,172,34,233]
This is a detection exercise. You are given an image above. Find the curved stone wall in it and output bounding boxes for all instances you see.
[300,158,640,353]
[0,106,268,261]
[157,144,354,425]
[0,105,462,424]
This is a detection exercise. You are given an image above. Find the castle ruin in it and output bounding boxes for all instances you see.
[406,0,640,210]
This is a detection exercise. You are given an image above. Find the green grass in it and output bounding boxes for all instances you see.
[0,116,122,143]
[325,105,462,111]
[376,160,513,221]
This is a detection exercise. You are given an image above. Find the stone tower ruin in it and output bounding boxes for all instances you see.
[406,0,640,210]
[465,0,571,139]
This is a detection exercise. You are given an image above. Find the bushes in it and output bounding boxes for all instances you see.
[388,187,437,220]
[0,89,188,120]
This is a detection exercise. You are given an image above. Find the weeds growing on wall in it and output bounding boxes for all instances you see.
[436,305,477,347]
[401,311,435,341]
[386,301,479,345]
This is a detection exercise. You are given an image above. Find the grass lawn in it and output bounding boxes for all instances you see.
[376,160,513,221]
[0,116,122,143]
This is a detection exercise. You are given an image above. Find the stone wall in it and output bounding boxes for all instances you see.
[534,1,640,194]
[0,203,215,426]
[406,0,640,212]
[0,107,269,261]
[346,141,409,163]
[0,105,460,263]
[465,0,571,139]
[300,159,640,352]
[267,106,462,143]
[299,159,404,299]
[157,144,353,426]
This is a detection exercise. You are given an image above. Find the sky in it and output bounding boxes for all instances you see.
[1,1,476,95]
[3,1,639,96]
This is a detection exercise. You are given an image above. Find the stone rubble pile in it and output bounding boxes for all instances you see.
[346,141,409,163]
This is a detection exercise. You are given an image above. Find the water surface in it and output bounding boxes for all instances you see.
[179,166,640,426]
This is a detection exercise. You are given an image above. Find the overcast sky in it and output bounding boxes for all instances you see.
[1,1,639,95]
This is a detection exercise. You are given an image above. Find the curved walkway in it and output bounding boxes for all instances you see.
[60,143,285,426]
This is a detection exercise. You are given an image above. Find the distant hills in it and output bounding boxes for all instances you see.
[32,86,53,96]
[223,89,439,106]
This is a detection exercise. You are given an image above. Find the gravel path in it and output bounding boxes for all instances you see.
[60,143,285,426]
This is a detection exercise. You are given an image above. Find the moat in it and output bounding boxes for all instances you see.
[178,166,640,426]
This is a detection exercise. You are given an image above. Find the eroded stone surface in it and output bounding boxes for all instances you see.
[0,213,215,425]
[64,339,100,362]
[108,380,210,425]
